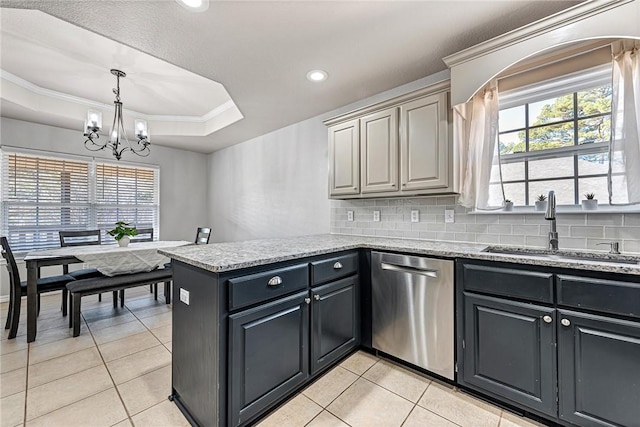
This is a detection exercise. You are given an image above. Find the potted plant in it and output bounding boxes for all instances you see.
[582,192,598,210]
[504,199,514,211]
[107,221,138,247]
[535,194,548,211]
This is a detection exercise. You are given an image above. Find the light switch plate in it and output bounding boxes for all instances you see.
[411,210,419,223]
[179,288,190,305]
[347,211,354,222]
[445,209,455,223]
[373,210,380,222]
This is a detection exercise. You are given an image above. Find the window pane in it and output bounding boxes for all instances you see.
[503,182,526,206]
[528,123,574,151]
[529,94,574,125]
[499,105,525,132]
[578,116,611,145]
[529,157,574,180]
[578,153,608,175]
[500,161,525,182]
[499,131,525,155]
[577,85,612,117]
[579,177,609,205]
[529,179,575,205]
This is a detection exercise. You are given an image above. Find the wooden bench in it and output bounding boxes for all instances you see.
[67,268,173,337]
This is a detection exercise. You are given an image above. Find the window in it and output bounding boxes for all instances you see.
[1,150,159,253]
[495,63,626,206]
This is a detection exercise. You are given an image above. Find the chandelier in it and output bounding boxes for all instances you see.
[83,69,150,160]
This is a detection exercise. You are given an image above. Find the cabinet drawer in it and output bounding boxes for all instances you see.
[557,275,640,319]
[462,263,554,303]
[229,264,309,310]
[311,252,358,286]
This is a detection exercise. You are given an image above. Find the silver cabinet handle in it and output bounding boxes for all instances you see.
[543,315,552,324]
[267,276,282,287]
[333,261,343,270]
[304,297,311,304]
[561,318,571,327]
[380,262,438,278]
[314,294,320,301]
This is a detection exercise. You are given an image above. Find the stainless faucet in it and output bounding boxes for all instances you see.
[545,190,558,251]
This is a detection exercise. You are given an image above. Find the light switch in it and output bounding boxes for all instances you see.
[180,288,190,305]
[411,210,419,223]
[445,209,455,223]
[347,211,354,221]
[373,210,380,222]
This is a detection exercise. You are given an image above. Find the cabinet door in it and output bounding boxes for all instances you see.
[558,310,640,427]
[328,119,360,197]
[462,293,557,417]
[360,108,398,194]
[311,276,359,374]
[400,92,449,191]
[229,291,310,427]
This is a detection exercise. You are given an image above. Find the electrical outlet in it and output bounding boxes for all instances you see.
[445,209,455,223]
[179,288,190,305]
[347,210,354,222]
[411,210,419,223]
[373,210,380,222]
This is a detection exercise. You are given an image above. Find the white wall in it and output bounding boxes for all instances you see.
[0,117,209,299]
[208,70,451,242]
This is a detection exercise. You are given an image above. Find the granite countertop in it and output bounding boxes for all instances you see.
[159,234,640,276]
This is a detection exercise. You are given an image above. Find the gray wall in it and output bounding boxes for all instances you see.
[207,70,451,242]
[0,117,209,299]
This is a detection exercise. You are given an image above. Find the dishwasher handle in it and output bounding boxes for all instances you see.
[380,262,439,278]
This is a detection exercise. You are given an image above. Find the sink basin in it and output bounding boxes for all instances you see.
[482,246,640,265]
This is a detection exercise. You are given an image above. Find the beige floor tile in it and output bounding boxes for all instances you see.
[0,350,27,374]
[362,359,431,403]
[0,391,25,427]
[500,411,548,427]
[111,419,133,427]
[0,367,26,398]
[117,365,171,416]
[0,335,28,356]
[403,405,458,427]
[28,334,95,365]
[26,388,128,427]
[150,324,172,343]
[339,350,379,376]
[139,312,172,330]
[91,320,147,345]
[31,314,70,333]
[98,331,161,363]
[129,303,172,319]
[28,347,103,389]
[302,366,358,407]
[26,365,113,420]
[257,394,322,427]
[418,382,501,427]
[85,310,137,332]
[131,400,190,427]
[306,410,349,427]
[106,344,171,385]
[164,341,172,352]
[28,322,89,347]
[327,378,414,427]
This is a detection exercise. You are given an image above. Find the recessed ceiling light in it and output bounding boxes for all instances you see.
[176,0,209,12]
[306,70,328,82]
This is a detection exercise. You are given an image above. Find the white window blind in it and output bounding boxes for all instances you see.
[0,150,160,253]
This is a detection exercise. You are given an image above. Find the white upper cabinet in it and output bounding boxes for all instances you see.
[360,108,398,194]
[325,81,456,199]
[328,119,360,197]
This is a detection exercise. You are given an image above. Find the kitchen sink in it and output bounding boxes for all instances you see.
[482,246,640,265]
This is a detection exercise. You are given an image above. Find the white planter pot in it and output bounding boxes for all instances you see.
[581,199,598,210]
[535,200,548,212]
[118,236,130,247]
[504,202,514,212]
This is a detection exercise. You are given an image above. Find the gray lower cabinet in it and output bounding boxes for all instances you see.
[311,276,359,373]
[462,293,557,417]
[229,291,310,427]
[558,310,640,427]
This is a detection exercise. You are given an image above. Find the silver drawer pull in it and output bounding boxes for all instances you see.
[304,297,311,304]
[314,294,320,301]
[542,315,552,324]
[267,276,282,287]
[333,262,343,270]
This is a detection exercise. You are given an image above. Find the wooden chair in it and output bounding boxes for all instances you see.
[131,228,154,243]
[1,236,76,339]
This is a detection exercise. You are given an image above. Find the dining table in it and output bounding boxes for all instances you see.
[24,240,191,342]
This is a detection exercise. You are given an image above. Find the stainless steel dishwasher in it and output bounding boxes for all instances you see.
[371,251,454,380]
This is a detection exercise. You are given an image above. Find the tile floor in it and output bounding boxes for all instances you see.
[2,289,548,427]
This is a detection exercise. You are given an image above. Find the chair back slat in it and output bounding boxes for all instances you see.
[59,230,102,247]
[131,228,154,243]
[195,227,212,245]
[1,236,22,286]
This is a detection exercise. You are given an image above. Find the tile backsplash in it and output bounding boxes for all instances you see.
[330,196,640,254]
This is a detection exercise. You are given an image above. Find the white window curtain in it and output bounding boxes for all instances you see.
[610,40,640,205]
[456,80,505,210]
